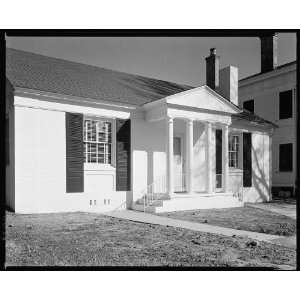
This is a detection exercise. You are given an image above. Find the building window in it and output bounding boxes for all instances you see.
[243,99,254,113]
[279,143,293,172]
[229,135,239,168]
[279,90,293,119]
[84,118,112,164]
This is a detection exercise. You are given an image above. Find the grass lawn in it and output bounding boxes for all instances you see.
[159,206,296,236]
[5,211,295,268]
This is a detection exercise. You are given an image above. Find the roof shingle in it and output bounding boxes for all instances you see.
[6,48,193,106]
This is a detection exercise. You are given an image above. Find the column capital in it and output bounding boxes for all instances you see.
[205,121,213,128]
[185,118,194,124]
[167,116,174,124]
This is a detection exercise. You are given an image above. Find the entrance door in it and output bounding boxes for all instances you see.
[173,136,185,192]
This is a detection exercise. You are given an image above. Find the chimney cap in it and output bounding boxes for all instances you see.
[210,48,217,55]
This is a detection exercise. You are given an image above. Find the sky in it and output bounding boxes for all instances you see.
[6,33,296,87]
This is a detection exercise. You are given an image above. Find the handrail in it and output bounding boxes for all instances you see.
[137,174,167,212]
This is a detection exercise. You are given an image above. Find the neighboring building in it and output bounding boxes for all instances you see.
[239,33,297,196]
[6,48,275,214]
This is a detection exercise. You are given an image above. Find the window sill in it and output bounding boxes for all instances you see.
[84,163,116,172]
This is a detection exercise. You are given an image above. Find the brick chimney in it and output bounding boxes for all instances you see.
[260,33,278,73]
[217,66,239,106]
[205,48,220,89]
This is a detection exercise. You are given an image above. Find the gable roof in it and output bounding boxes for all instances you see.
[6,48,276,128]
[239,60,296,82]
[232,109,277,128]
[6,48,193,106]
[165,85,241,114]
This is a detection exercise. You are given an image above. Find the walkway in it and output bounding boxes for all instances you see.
[245,202,296,219]
[104,210,296,249]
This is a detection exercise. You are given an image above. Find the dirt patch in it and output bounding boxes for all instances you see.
[5,211,296,268]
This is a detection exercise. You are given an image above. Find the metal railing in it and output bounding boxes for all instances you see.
[137,175,167,212]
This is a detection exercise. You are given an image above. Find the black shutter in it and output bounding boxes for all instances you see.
[66,112,84,193]
[243,132,252,187]
[215,129,222,188]
[116,119,131,191]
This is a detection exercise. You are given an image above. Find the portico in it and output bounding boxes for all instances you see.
[165,116,230,198]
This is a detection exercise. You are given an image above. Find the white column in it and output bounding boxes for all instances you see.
[166,117,174,197]
[185,119,194,193]
[205,122,213,193]
[222,125,229,192]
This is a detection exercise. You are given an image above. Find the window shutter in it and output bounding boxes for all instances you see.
[116,119,131,191]
[215,129,222,188]
[243,132,252,187]
[66,112,84,193]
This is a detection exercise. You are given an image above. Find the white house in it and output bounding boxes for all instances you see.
[239,33,297,197]
[5,47,276,214]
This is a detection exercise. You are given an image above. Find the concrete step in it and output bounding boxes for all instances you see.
[132,193,243,213]
[135,198,165,206]
[131,203,157,213]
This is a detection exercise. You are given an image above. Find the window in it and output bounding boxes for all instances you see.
[279,90,293,119]
[84,118,112,164]
[243,99,254,113]
[279,143,293,172]
[229,135,239,168]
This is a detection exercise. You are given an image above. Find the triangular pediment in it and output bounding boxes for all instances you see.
[165,85,241,114]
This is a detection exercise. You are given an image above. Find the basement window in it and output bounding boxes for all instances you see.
[83,118,113,165]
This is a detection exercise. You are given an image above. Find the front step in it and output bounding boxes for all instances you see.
[131,203,157,213]
[132,193,243,213]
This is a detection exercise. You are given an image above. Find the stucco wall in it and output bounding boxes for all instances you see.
[14,103,128,214]
[239,67,296,189]
[242,132,271,203]
[131,116,166,204]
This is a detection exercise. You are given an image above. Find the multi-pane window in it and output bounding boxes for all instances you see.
[243,99,254,113]
[279,90,293,119]
[229,135,239,168]
[84,119,112,164]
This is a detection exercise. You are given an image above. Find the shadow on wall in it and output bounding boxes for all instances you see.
[251,145,269,203]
